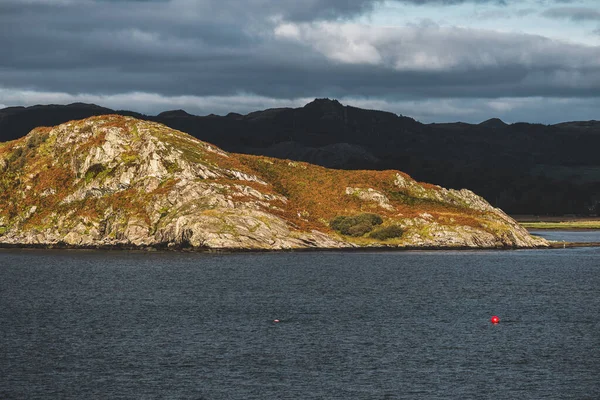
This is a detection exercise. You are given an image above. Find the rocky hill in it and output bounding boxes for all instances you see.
[1,100,599,216]
[0,115,547,250]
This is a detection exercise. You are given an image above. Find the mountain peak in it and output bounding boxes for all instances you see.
[304,98,344,110]
[157,109,193,118]
[66,102,110,110]
[479,118,507,128]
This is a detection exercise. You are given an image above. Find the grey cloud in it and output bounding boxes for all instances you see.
[0,0,511,23]
[88,0,510,22]
[400,0,506,4]
[0,0,599,124]
[1,0,600,98]
[471,7,536,20]
[541,7,600,21]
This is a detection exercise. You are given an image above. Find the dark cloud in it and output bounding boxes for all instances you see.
[0,0,515,23]
[0,0,598,122]
[86,0,515,22]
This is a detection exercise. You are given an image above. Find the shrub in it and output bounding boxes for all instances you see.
[369,225,404,240]
[329,213,383,237]
[8,147,24,164]
[163,160,182,174]
[85,163,107,183]
[330,215,349,232]
[355,213,383,226]
[26,131,48,149]
[347,222,374,237]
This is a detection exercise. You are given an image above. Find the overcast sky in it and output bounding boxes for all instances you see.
[1,0,599,123]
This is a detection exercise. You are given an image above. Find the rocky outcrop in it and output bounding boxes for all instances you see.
[345,187,394,211]
[0,115,548,250]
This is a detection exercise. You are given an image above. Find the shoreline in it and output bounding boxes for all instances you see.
[547,241,600,248]
[1,242,593,253]
[514,216,600,230]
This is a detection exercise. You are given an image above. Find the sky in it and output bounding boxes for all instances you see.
[1,0,599,123]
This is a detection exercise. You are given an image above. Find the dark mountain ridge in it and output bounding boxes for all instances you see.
[1,99,599,215]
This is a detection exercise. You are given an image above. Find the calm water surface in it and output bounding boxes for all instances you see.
[1,245,599,399]
[529,229,600,243]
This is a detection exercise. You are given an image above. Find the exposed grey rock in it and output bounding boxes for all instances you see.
[345,187,394,211]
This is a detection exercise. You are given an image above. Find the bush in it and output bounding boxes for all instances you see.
[329,213,383,237]
[355,213,383,226]
[347,222,374,237]
[330,216,349,232]
[369,225,404,240]
[8,147,23,164]
[26,131,48,149]
[85,163,107,182]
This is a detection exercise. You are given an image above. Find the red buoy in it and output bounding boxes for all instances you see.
[490,315,500,324]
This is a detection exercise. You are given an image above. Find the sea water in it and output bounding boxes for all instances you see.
[529,229,600,244]
[1,242,599,399]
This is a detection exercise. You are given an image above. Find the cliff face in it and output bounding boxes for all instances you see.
[0,115,547,250]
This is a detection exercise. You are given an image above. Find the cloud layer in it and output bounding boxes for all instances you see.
[1,0,599,122]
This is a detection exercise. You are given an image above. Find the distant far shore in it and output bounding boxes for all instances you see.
[512,215,600,230]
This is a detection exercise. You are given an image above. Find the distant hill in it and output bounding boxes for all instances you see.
[1,99,599,215]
